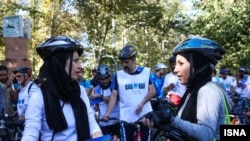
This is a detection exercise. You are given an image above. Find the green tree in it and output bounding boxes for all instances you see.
[190,0,250,72]
[1,0,190,76]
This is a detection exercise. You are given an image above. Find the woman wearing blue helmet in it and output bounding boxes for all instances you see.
[143,37,230,141]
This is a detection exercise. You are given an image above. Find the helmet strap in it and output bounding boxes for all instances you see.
[187,54,210,87]
[68,53,73,81]
[188,62,210,88]
[187,53,193,88]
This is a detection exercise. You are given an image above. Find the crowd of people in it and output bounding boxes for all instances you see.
[0,35,249,141]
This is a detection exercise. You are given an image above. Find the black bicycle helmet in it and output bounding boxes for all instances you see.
[172,37,226,65]
[36,35,83,60]
[118,45,137,60]
[96,64,111,79]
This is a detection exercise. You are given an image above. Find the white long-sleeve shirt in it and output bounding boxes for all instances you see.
[21,85,101,141]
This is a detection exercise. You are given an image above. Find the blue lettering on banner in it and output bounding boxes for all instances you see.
[220,125,250,141]
[125,84,133,90]
[125,83,145,90]
[133,83,139,89]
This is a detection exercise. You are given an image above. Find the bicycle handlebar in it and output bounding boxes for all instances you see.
[98,117,119,122]
[152,123,194,141]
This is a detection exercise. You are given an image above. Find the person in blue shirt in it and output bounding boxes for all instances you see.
[150,63,167,111]
[0,85,3,114]
[77,66,91,95]
[152,63,167,98]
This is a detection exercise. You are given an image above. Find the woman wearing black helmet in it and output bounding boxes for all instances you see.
[21,36,103,141]
[143,37,229,141]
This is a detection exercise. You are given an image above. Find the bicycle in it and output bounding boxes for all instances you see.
[230,95,250,125]
[100,117,144,141]
[98,117,120,141]
[119,119,144,141]
[146,99,194,141]
[0,114,24,141]
[149,123,194,141]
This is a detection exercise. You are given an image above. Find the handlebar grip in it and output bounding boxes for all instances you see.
[154,123,172,132]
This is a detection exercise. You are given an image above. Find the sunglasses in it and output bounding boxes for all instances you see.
[16,75,23,78]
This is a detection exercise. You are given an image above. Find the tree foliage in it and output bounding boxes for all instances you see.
[190,0,250,73]
[1,0,250,76]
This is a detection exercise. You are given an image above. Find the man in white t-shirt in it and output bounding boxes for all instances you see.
[163,56,186,105]
[219,68,236,96]
[13,66,39,121]
[235,67,250,98]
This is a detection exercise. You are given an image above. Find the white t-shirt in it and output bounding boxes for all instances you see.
[163,72,186,98]
[117,67,152,122]
[235,75,250,98]
[21,85,101,141]
[219,76,235,92]
[17,81,39,116]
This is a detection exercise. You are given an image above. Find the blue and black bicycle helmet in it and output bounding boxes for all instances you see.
[36,35,83,60]
[118,45,137,60]
[96,64,111,79]
[172,37,226,65]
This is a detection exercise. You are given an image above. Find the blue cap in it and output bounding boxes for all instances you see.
[13,67,31,74]
[220,69,228,75]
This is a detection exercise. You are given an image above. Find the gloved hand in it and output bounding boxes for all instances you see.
[144,103,175,124]
[160,104,175,123]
